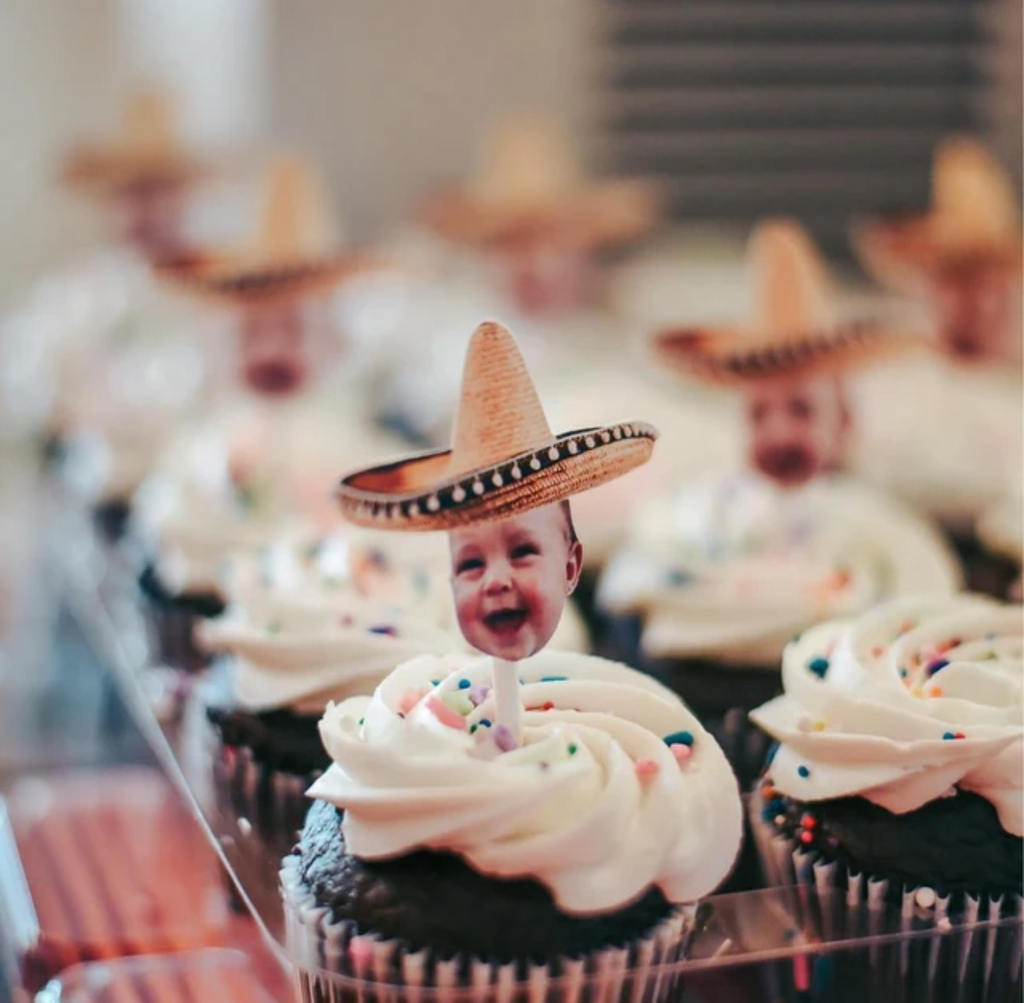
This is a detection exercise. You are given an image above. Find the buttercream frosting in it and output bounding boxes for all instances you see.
[202,529,590,714]
[750,595,1023,836]
[308,650,743,913]
[599,472,961,665]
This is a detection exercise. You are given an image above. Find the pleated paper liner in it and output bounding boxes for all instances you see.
[748,787,1023,1003]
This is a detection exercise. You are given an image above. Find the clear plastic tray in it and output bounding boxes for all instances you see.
[51,510,1024,1003]
[0,766,229,992]
[33,948,282,1002]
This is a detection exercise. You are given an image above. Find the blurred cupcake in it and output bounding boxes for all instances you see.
[282,649,742,998]
[598,220,959,768]
[1,90,214,535]
[977,478,1023,601]
[133,156,404,671]
[750,594,1021,906]
[200,526,591,845]
[852,138,1023,577]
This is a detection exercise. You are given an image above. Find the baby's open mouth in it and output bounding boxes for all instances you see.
[483,608,528,636]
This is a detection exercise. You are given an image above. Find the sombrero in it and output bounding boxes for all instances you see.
[653,219,921,387]
[336,321,658,530]
[157,155,378,305]
[420,117,656,249]
[854,137,1023,287]
[61,88,206,196]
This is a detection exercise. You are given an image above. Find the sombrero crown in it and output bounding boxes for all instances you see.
[855,137,1022,282]
[421,117,656,248]
[62,88,204,195]
[654,219,915,386]
[337,321,658,530]
[159,154,370,305]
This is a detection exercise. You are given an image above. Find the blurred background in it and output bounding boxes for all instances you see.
[2,0,1021,300]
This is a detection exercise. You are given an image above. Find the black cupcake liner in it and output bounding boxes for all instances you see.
[748,789,1023,1002]
[138,565,224,674]
[947,529,1020,602]
[280,858,696,1003]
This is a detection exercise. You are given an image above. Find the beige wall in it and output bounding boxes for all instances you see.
[268,0,595,240]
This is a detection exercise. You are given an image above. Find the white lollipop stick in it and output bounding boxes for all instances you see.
[491,658,522,749]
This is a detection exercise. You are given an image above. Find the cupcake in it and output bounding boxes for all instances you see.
[132,156,404,672]
[199,527,593,846]
[282,649,742,996]
[1,90,213,537]
[598,220,959,773]
[748,594,1022,997]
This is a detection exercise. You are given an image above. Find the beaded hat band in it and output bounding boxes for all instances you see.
[336,321,658,531]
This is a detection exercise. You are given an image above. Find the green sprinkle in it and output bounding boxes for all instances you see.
[568,743,578,756]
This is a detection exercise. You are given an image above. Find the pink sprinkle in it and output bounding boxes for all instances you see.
[425,695,467,731]
[399,688,425,715]
[670,744,693,763]
[635,758,660,779]
[493,724,518,752]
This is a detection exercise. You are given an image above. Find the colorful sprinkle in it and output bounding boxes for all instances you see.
[369,625,397,637]
[635,758,660,779]
[528,701,556,712]
[568,743,578,756]
[478,718,492,728]
[469,724,478,734]
[667,568,693,587]
[926,659,949,676]
[898,668,908,679]
[458,678,471,690]
[425,695,467,731]
[468,684,490,707]
[871,645,884,658]
[812,720,827,732]
[807,657,830,679]
[358,718,365,726]
[493,724,517,752]
[664,730,694,748]
[797,765,811,779]
[800,814,816,829]
[928,686,944,698]
[441,691,474,716]
[942,732,956,741]
[954,731,966,740]
[799,830,814,845]
[540,675,568,683]
[671,744,693,763]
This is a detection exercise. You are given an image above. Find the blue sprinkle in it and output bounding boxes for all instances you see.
[926,659,949,677]
[458,678,471,690]
[797,765,811,779]
[540,675,568,683]
[784,928,798,941]
[369,625,397,637]
[431,679,441,686]
[667,568,693,587]
[768,798,785,815]
[898,668,908,679]
[664,730,694,747]
[807,657,830,679]
[478,718,492,728]
[942,732,955,741]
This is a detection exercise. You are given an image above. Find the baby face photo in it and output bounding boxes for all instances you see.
[745,375,850,488]
[448,501,583,661]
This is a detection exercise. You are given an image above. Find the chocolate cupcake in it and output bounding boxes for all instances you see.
[281,649,743,998]
[977,479,1023,601]
[750,594,1021,902]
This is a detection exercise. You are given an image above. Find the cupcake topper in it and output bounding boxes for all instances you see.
[157,154,382,397]
[654,219,923,488]
[854,137,1023,360]
[337,320,658,741]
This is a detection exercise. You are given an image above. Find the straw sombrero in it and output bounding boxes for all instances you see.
[653,220,920,387]
[158,155,378,305]
[854,137,1023,286]
[420,117,656,249]
[336,321,658,530]
[61,89,206,196]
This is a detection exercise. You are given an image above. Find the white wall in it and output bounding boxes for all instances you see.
[268,0,596,240]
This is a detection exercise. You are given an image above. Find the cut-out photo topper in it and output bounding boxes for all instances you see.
[335,321,657,743]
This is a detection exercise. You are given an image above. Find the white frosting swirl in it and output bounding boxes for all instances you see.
[202,531,589,714]
[309,650,742,913]
[599,473,961,665]
[135,395,404,596]
[750,595,1023,836]
[851,356,1023,529]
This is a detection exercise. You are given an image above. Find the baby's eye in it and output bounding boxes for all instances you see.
[456,557,484,575]
[510,544,539,560]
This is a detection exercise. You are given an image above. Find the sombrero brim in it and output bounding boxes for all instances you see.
[854,213,1022,289]
[336,421,658,530]
[61,147,206,196]
[653,321,924,387]
[420,180,655,249]
[154,252,381,306]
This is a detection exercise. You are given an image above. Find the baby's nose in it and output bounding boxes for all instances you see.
[483,563,513,592]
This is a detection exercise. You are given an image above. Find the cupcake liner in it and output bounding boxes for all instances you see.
[212,740,317,854]
[280,857,698,1003]
[144,596,210,674]
[748,789,1023,1002]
